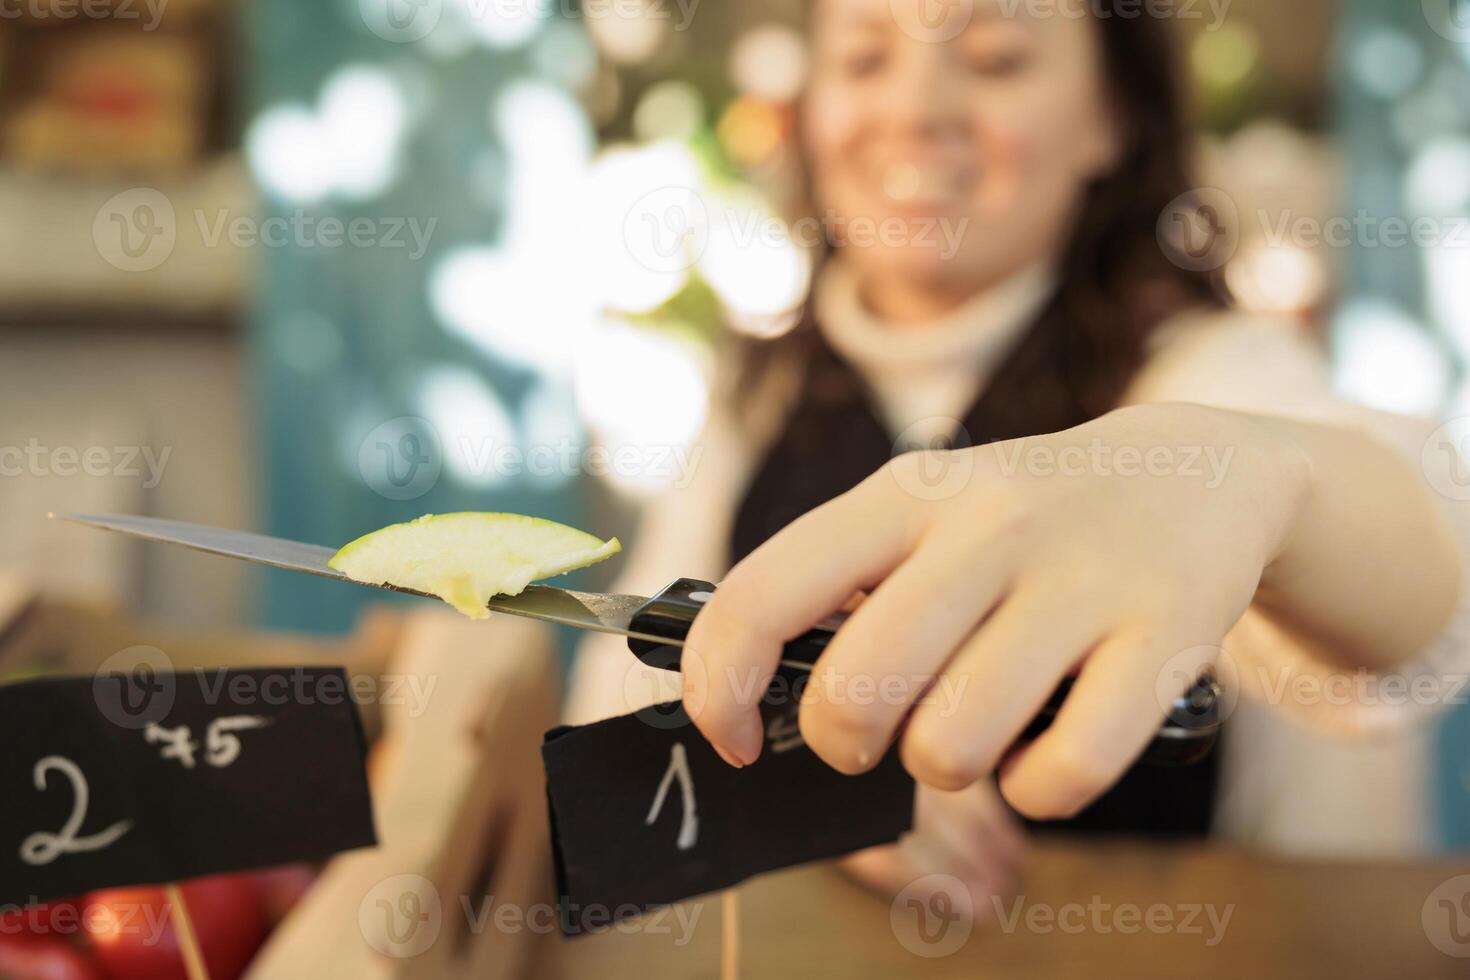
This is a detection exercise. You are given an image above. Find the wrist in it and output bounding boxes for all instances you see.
[1240,412,1319,569]
[1097,402,1317,566]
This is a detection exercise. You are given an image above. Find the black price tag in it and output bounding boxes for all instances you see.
[0,667,376,907]
[543,699,915,935]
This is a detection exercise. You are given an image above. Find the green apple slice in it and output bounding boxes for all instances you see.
[328,512,621,620]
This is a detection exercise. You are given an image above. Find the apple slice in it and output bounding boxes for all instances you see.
[329,513,621,620]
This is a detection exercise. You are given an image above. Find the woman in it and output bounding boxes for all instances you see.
[568,0,1469,910]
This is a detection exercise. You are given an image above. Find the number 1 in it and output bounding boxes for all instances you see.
[646,743,698,851]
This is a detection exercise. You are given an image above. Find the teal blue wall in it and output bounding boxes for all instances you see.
[244,1,592,634]
[1337,0,1470,849]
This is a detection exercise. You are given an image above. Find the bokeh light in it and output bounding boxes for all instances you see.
[318,65,409,201]
[1404,137,1470,216]
[246,65,409,203]
[1349,27,1424,101]
[717,98,786,169]
[451,0,546,49]
[1191,23,1261,95]
[729,24,807,102]
[246,105,335,204]
[1425,244,1470,364]
[1333,298,1451,415]
[1224,244,1328,316]
[699,190,811,324]
[585,0,668,65]
[533,20,599,89]
[416,364,517,488]
[573,320,709,496]
[576,141,704,314]
[493,80,596,241]
[633,81,706,143]
[430,245,594,374]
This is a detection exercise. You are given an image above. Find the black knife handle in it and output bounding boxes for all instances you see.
[628,578,1220,768]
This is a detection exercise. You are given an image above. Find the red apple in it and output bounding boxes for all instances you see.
[1,898,84,939]
[82,875,268,980]
[0,933,102,980]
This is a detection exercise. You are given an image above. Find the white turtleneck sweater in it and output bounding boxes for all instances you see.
[812,259,1059,445]
[566,259,1470,859]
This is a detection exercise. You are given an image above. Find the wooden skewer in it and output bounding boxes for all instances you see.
[165,883,211,980]
[720,888,739,980]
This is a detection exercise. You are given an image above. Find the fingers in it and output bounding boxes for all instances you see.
[997,628,1212,819]
[798,528,1017,773]
[684,475,916,766]
[896,586,1107,791]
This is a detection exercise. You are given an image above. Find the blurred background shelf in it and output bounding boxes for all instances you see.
[0,159,253,320]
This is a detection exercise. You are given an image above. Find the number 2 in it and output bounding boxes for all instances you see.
[19,756,133,867]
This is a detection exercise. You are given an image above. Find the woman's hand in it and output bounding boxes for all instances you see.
[840,781,1026,920]
[683,403,1323,818]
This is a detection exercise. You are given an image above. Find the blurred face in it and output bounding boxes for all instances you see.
[803,0,1125,316]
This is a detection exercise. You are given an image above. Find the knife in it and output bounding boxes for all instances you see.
[53,513,1221,766]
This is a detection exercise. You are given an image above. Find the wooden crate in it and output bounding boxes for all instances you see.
[248,609,560,980]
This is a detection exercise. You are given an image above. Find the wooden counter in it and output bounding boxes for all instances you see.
[533,840,1470,979]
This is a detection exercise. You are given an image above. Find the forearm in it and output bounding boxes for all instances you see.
[1249,412,1461,671]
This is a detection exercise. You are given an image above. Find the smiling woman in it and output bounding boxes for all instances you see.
[567,0,1470,916]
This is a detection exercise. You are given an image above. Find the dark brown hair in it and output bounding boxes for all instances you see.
[1057,7,1226,414]
[739,5,1224,421]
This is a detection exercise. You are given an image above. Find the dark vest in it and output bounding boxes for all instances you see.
[730,302,1219,837]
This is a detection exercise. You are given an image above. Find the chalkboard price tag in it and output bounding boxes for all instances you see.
[543,699,915,935]
[0,667,376,907]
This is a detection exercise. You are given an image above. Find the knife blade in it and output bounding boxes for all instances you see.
[50,512,664,644]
